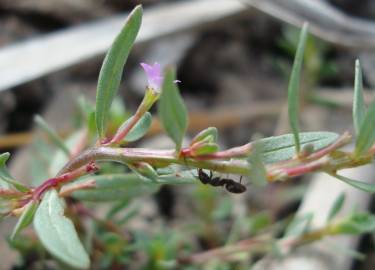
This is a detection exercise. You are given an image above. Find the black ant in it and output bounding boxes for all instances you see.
[197,169,247,194]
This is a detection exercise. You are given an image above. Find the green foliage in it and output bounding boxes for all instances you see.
[260,131,338,163]
[34,115,70,156]
[247,211,272,235]
[11,201,39,240]
[193,143,219,156]
[284,213,313,237]
[71,174,160,202]
[355,98,375,156]
[191,127,218,145]
[158,68,188,152]
[332,212,375,235]
[247,141,267,186]
[0,153,29,192]
[287,22,308,153]
[122,112,152,142]
[95,6,142,138]
[327,192,345,222]
[353,60,366,135]
[332,174,375,193]
[127,162,159,182]
[34,189,90,269]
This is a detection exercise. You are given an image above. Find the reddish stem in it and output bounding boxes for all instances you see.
[33,162,98,200]
[305,132,351,161]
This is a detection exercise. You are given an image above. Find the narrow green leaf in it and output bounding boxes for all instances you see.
[11,201,38,240]
[0,153,29,192]
[327,192,345,222]
[95,5,142,138]
[260,131,338,163]
[353,60,366,135]
[287,23,308,153]
[332,212,375,235]
[248,141,267,186]
[123,112,152,142]
[34,189,90,269]
[34,115,70,156]
[332,174,375,193]
[284,213,313,237]
[72,174,160,202]
[355,98,375,156]
[158,68,188,151]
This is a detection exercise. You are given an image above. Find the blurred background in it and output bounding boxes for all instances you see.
[0,0,374,269]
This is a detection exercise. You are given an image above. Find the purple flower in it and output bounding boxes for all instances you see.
[140,62,181,91]
[140,62,163,91]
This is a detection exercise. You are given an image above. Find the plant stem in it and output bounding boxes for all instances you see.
[33,162,98,200]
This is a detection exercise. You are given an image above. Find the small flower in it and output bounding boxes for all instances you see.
[140,62,163,91]
[140,62,181,91]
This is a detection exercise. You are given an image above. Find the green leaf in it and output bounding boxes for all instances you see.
[95,5,142,138]
[0,198,11,216]
[353,60,366,135]
[0,153,29,192]
[34,189,90,269]
[11,201,38,240]
[260,131,338,163]
[0,153,11,189]
[287,22,308,154]
[191,127,218,145]
[123,112,152,142]
[127,162,158,182]
[332,212,375,235]
[72,172,198,202]
[72,174,160,202]
[158,68,188,152]
[355,98,375,156]
[157,172,198,185]
[192,143,219,156]
[332,174,375,193]
[247,141,267,186]
[34,115,70,156]
[327,192,345,222]
[284,212,313,237]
